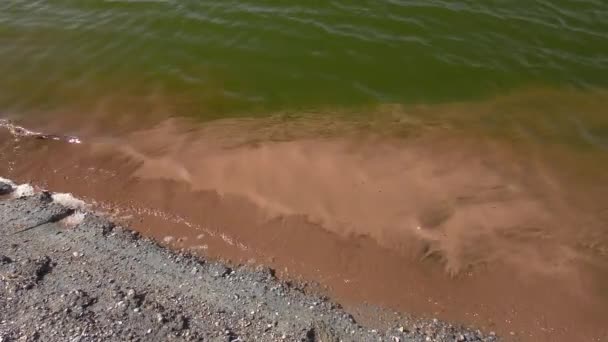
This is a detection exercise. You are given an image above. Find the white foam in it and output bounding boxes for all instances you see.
[0,177,15,186]
[61,211,86,227]
[67,137,82,144]
[0,119,82,144]
[1,176,34,198]
[13,184,35,198]
[51,193,87,210]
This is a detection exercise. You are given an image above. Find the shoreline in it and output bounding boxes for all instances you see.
[0,178,495,341]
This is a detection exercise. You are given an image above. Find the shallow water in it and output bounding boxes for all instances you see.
[1,116,608,341]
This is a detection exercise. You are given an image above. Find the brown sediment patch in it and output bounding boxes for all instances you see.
[98,119,608,276]
[1,105,608,341]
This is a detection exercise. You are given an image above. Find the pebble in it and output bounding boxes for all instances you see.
[126,289,136,298]
[0,182,13,195]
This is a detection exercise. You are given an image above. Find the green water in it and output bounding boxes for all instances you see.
[1,1,608,134]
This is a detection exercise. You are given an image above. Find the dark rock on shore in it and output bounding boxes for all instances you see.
[0,181,13,195]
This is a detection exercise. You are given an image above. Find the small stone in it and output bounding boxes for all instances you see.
[0,255,12,265]
[210,264,230,278]
[39,191,53,203]
[0,182,13,195]
[156,313,164,323]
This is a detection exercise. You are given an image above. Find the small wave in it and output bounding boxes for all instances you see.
[0,119,82,144]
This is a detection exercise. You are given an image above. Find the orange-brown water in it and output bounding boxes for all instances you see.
[1,94,608,341]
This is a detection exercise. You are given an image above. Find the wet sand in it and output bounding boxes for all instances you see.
[1,112,608,341]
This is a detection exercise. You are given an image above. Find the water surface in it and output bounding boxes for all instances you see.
[1,0,608,117]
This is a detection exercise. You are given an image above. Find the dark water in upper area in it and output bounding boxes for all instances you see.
[1,0,608,118]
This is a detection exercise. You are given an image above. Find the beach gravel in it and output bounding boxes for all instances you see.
[0,188,498,341]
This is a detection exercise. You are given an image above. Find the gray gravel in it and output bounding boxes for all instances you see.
[0,186,499,341]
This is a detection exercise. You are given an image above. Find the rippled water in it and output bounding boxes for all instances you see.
[1,0,608,116]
